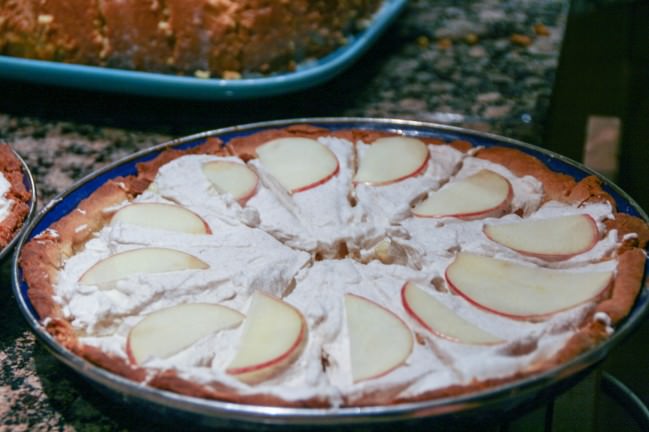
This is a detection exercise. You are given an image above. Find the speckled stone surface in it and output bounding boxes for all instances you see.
[0,0,605,429]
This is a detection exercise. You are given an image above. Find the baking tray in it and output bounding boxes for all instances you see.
[11,118,649,429]
[0,148,36,262]
[0,0,406,101]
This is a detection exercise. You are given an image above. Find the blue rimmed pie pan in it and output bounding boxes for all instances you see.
[11,118,649,429]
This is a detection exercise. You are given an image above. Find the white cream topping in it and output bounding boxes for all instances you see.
[400,199,618,273]
[247,137,379,253]
[354,141,466,228]
[151,155,260,230]
[53,138,625,405]
[0,171,14,224]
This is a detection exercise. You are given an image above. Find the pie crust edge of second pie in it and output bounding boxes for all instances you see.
[0,143,32,250]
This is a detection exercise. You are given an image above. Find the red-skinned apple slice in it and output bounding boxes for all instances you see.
[202,161,259,203]
[412,170,513,220]
[353,137,429,185]
[254,137,339,193]
[484,214,599,261]
[111,203,211,234]
[401,281,503,345]
[226,292,307,384]
[345,293,413,382]
[127,303,244,364]
[79,247,209,286]
[445,252,613,320]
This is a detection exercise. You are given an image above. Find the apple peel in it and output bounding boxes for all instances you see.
[226,292,307,384]
[445,252,613,320]
[345,293,414,383]
[401,281,503,345]
[79,247,209,286]
[354,137,430,186]
[484,214,599,261]
[111,203,211,234]
[127,303,244,364]
[255,137,339,193]
[413,170,513,220]
[202,160,259,203]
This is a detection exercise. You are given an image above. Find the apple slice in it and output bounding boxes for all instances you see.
[484,214,599,261]
[226,292,307,384]
[354,137,429,185]
[111,203,211,234]
[345,293,413,382]
[412,170,512,220]
[202,161,259,203]
[401,282,503,345]
[255,137,339,193]
[79,247,209,286]
[127,303,244,364]
[445,252,613,320]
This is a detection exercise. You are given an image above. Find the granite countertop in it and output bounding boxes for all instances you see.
[0,0,588,429]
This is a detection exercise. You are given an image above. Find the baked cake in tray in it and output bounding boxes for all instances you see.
[0,143,31,252]
[20,125,649,407]
[0,0,381,78]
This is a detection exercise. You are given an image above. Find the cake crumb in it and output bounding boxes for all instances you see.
[623,232,638,241]
[194,70,211,79]
[221,70,241,80]
[38,14,54,25]
[74,224,88,233]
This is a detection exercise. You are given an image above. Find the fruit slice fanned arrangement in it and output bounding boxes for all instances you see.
[202,161,259,204]
[445,253,614,320]
[484,214,600,261]
[127,303,245,364]
[20,124,649,407]
[412,170,513,220]
[255,137,340,193]
[226,292,308,384]
[111,203,212,234]
[353,137,430,185]
[79,247,209,286]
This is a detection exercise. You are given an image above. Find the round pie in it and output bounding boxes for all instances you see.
[0,143,32,253]
[20,125,649,407]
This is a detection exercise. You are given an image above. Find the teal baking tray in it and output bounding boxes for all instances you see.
[0,0,406,100]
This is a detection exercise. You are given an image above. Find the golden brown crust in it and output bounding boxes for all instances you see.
[225,124,461,161]
[596,248,647,325]
[18,127,649,408]
[606,213,649,252]
[0,143,31,250]
[474,146,578,203]
[225,124,353,159]
[567,175,616,208]
[149,370,328,407]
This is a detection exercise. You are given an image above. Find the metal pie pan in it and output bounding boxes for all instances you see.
[0,147,37,262]
[11,118,649,429]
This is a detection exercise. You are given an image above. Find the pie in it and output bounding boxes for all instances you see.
[0,143,31,251]
[20,125,649,407]
[0,0,381,78]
